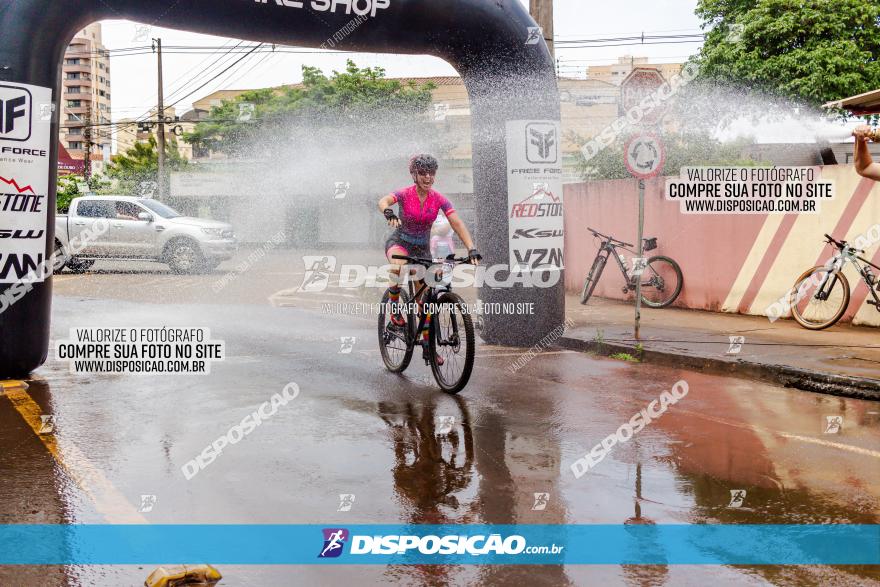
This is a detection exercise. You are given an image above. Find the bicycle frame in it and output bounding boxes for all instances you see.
[813,247,880,308]
[398,263,458,349]
[596,239,645,287]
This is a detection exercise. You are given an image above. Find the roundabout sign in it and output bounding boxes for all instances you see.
[624,132,666,180]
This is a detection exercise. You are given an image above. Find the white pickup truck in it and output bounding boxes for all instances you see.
[54,196,237,274]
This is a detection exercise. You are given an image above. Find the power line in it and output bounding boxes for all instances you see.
[165,43,264,111]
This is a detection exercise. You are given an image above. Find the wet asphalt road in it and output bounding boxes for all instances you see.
[1,251,879,586]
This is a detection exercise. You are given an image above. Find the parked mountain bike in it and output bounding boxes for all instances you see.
[580,228,683,308]
[378,254,475,394]
[789,234,880,330]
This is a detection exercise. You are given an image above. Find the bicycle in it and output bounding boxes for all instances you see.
[378,254,475,394]
[789,234,880,330]
[579,227,683,308]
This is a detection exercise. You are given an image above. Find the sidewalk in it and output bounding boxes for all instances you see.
[559,296,880,400]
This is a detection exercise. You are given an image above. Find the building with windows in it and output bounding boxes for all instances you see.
[586,55,683,86]
[115,106,194,160]
[62,23,112,175]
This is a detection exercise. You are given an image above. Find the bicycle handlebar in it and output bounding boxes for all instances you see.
[587,227,633,248]
[392,254,471,266]
[824,234,865,254]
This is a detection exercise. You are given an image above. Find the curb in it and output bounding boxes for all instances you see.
[557,336,880,401]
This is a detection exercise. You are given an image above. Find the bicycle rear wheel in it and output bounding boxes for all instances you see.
[378,288,414,372]
[429,292,475,394]
[580,255,607,305]
[790,266,850,330]
[640,256,683,308]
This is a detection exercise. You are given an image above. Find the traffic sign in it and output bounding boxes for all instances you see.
[624,133,665,180]
[620,67,667,126]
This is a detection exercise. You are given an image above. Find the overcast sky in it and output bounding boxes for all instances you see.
[100,0,705,122]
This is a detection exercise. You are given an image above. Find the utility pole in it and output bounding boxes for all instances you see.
[153,37,167,200]
[83,101,93,183]
[529,0,555,59]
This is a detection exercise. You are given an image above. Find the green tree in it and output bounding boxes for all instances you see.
[693,0,880,107]
[105,135,187,195]
[570,130,761,181]
[185,60,436,157]
[56,175,82,213]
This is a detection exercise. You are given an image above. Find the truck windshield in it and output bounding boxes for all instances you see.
[138,199,182,219]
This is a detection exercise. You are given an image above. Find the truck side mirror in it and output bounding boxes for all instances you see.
[138,212,153,222]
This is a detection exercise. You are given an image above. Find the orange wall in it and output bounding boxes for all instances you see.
[563,167,880,326]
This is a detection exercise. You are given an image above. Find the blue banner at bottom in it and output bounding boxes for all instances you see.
[0,524,877,565]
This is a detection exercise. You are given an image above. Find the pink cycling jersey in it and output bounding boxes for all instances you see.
[390,185,456,245]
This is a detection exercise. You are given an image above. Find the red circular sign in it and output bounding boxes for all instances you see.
[623,133,666,179]
[620,68,668,126]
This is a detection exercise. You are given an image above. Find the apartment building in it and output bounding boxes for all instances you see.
[61,23,112,175]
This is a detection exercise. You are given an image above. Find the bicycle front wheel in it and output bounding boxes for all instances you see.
[790,266,850,330]
[640,256,683,308]
[378,288,414,372]
[429,292,475,394]
[580,255,607,305]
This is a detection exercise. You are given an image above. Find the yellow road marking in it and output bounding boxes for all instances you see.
[2,380,146,523]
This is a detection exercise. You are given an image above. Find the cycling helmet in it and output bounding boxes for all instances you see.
[409,153,439,175]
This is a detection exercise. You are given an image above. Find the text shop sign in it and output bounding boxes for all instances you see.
[0,82,51,283]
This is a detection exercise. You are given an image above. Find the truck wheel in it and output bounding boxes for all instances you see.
[53,240,68,273]
[66,258,95,273]
[168,240,205,274]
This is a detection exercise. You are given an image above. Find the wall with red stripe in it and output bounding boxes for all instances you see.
[562,167,880,327]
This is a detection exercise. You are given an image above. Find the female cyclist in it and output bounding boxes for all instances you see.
[378,154,480,362]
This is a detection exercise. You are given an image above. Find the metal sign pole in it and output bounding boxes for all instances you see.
[635,179,645,340]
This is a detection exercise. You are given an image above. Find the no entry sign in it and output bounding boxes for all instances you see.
[624,133,666,180]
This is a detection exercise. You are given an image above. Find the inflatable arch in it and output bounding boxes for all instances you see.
[0,0,564,376]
